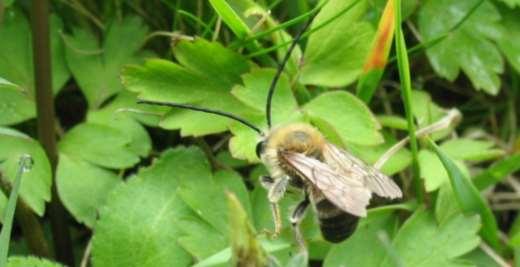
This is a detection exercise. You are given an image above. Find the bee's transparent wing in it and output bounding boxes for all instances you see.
[281,152,372,217]
[323,143,402,199]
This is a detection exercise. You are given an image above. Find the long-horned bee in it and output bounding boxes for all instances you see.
[138,16,402,250]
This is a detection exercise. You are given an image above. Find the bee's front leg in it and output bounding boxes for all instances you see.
[290,194,310,254]
[260,175,289,238]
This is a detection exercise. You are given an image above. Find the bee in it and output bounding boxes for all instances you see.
[137,16,402,250]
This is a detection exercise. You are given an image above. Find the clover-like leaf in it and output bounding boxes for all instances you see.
[440,138,504,162]
[418,0,504,94]
[7,256,64,267]
[64,16,148,109]
[497,6,520,73]
[0,128,51,216]
[300,0,375,87]
[418,149,469,192]
[0,78,35,126]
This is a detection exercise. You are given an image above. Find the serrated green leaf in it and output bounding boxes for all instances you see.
[0,128,51,216]
[303,91,384,146]
[123,39,255,136]
[435,184,462,225]
[64,16,148,108]
[300,0,375,87]
[323,209,399,267]
[440,138,504,162]
[379,209,481,267]
[0,78,35,126]
[56,154,121,227]
[58,123,140,169]
[91,148,195,267]
[177,214,227,260]
[463,248,502,267]
[7,256,64,267]
[418,0,504,94]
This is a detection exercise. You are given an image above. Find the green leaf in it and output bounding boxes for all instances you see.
[7,256,64,267]
[0,78,35,126]
[440,138,504,162]
[435,184,462,225]
[64,16,148,108]
[418,149,469,192]
[473,153,520,190]
[497,0,520,8]
[418,0,504,94]
[0,11,69,95]
[379,209,481,267]
[429,140,500,249]
[92,148,195,267]
[303,91,384,146]
[300,0,375,87]
[0,155,31,265]
[208,0,252,38]
[497,6,520,73]
[58,123,140,169]
[123,39,254,136]
[56,154,121,227]
[463,248,502,267]
[323,209,399,267]
[0,128,51,216]
[177,214,227,260]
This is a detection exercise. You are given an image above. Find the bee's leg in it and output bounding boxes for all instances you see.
[290,194,310,253]
[260,176,289,238]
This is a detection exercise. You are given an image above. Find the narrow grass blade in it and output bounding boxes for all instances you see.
[0,154,33,266]
[473,154,520,191]
[208,0,250,39]
[393,0,422,201]
[428,139,501,250]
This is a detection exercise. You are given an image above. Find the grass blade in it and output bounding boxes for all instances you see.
[393,0,422,201]
[428,139,501,250]
[0,154,33,266]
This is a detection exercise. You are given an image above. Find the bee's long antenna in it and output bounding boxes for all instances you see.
[265,15,316,128]
[138,99,263,135]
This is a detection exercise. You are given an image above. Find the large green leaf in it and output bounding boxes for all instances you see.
[64,16,148,109]
[379,209,480,267]
[58,123,140,169]
[418,149,469,192]
[300,0,375,87]
[440,138,504,163]
[123,39,255,136]
[56,154,121,227]
[418,0,504,94]
[303,91,384,146]
[91,148,195,267]
[0,128,51,216]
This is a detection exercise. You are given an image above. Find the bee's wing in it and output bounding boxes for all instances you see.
[281,152,372,217]
[322,143,402,199]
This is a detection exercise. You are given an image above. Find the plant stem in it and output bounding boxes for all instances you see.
[31,1,75,265]
[394,0,423,202]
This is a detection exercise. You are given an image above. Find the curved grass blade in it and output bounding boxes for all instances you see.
[0,154,33,266]
[428,139,501,250]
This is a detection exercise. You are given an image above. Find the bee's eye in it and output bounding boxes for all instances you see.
[255,141,265,158]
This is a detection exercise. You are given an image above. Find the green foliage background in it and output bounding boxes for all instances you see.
[0,0,519,266]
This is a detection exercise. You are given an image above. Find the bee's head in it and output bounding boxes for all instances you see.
[265,123,325,158]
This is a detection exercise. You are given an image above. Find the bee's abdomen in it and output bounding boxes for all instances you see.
[315,199,359,243]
